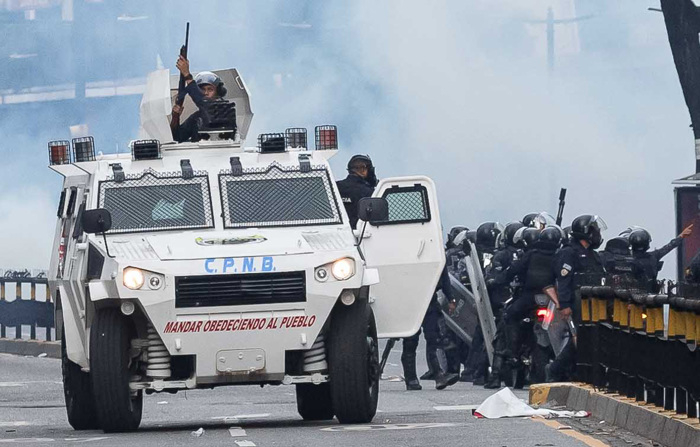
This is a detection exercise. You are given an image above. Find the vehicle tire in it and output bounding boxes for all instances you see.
[61,328,100,430]
[327,301,379,424]
[530,344,551,385]
[296,383,334,420]
[90,308,143,432]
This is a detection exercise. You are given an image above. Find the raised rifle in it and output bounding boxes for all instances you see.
[175,22,190,107]
[555,187,567,226]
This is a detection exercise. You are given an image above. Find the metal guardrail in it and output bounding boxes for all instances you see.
[0,269,53,341]
[578,278,699,423]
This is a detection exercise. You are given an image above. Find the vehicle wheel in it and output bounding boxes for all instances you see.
[530,344,551,385]
[62,328,100,430]
[296,383,334,420]
[328,301,379,424]
[90,308,143,432]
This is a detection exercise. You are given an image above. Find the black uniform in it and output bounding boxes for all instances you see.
[486,245,519,307]
[504,248,557,325]
[336,174,375,229]
[632,237,682,292]
[549,241,605,380]
[172,82,208,143]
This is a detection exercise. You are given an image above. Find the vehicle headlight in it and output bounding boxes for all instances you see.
[123,267,145,290]
[331,258,355,281]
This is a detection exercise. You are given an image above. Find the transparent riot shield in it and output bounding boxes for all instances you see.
[464,241,497,365]
[437,273,478,346]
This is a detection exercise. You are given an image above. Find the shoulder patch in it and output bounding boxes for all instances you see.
[562,263,572,271]
[561,269,570,276]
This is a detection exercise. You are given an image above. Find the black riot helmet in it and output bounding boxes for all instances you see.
[347,154,378,186]
[522,213,539,228]
[502,221,525,247]
[535,226,563,251]
[604,235,631,256]
[629,228,652,253]
[476,222,503,253]
[513,227,540,250]
[570,214,607,249]
[447,226,469,248]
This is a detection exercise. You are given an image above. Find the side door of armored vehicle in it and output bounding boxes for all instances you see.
[358,176,445,339]
[51,181,91,367]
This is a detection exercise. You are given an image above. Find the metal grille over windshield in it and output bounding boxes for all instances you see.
[98,169,214,234]
[219,162,342,228]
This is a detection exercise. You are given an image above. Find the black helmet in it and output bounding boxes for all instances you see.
[570,214,607,249]
[522,213,539,228]
[347,154,373,171]
[347,154,377,186]
[629,228,651,253]
[447,226,469,248]
[536,226,563,250]
[476,222,503,253]
[502,221,525,247]
[195,71,227,97]
[513,227,540,249]
[604,235,631,255]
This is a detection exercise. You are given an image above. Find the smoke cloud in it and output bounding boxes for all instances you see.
[0,0,692,277]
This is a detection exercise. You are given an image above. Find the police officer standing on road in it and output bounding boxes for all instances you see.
[629,225,692,292]
[547,215,607,382]
[336,155,378,230]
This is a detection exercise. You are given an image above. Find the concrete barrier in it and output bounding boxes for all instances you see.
[530,383,700,447]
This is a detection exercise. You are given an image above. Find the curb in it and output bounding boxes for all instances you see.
[0,339,60,358]
[529,383,700,447]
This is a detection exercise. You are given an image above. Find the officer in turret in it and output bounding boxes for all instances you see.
[171,55,228,143]
[336,155,378,229]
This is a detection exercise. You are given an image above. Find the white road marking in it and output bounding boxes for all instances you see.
[0,422,30,427]
[433,405,478,411]
[234,441,256,447]
[212,413,271,421]
[229,427,247,437]
[0,381,62,387]
[0,438,109,444]
[321,422,459,432]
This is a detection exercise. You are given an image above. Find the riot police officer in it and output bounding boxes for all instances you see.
[462,222,502,384]
[486,226,561,388]
[547,215,607,382]
[629,225,692,292]
[482,221,522,388]
[171,60,229,143]
[336,155,378,229]
[599,235,632,274]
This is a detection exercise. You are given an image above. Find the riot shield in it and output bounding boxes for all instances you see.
[465,241,497,365]
[437,273,478,346]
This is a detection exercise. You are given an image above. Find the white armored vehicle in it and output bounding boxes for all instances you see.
[48,68,445,432]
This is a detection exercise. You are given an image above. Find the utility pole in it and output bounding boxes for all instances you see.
[528,7,594,76]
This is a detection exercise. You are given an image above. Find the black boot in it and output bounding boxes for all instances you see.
[484,355,505,389]
[435,371,460,390]
[401,355,422,391]
[420,348,439,380]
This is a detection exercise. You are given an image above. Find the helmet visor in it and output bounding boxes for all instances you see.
[195,71,220,86]
[452,230,468,247]
[534,212,556,230]
[590,216,608,232]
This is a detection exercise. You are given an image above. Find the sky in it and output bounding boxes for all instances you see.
[0,0,694,277]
